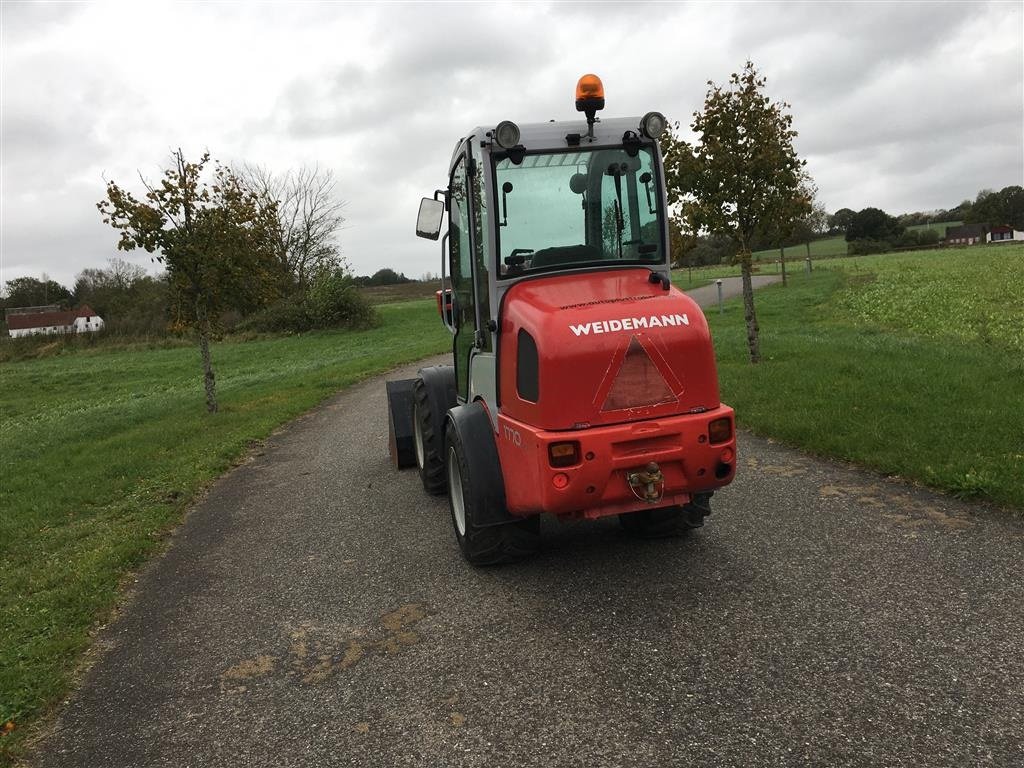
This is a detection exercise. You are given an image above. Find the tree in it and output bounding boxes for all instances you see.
[362,268,410,286]
[803,194,830,247]
[73,258,170,335]
[846,207,903,244]
[828,208,855,234]
[305,268,376,329]
[663,61,807,363]
[683,234,735,267]
[943,199,974,223]
[667,213,697,267]
[767,175,818,286]
[237,164,347,288]
[966,185,1024,229]
[1,276,73,308]
[73,258,146,304]
[792,183,829,258]
[98,149,282,412]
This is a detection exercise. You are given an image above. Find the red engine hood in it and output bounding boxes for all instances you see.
[498,269,723,431]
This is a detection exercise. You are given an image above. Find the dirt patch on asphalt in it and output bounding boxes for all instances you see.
[220,602,429,693]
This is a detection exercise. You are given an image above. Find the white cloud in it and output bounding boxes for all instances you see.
[1,0,1021,291]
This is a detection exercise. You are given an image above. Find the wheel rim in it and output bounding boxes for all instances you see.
[413,403,425,470]
[448,446,466,536]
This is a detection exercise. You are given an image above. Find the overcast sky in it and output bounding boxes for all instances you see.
[2,0,1021,291]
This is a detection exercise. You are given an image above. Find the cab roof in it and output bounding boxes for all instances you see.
[455,116,652,164]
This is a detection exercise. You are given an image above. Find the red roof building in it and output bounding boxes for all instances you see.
[6,305,104,338]
[987,225,1024,243]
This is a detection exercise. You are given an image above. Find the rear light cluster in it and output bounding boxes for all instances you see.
[548,441,580,467]
[708,417,732,444]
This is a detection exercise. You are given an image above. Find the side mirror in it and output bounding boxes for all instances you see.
[416,197,445,240]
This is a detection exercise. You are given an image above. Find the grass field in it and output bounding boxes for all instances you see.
[707,243,1024,508]
[362,281,440,304]
[752,234,847,261]
[749,220,963,262]
[0,301,450,760]
[907,219,962,234]
[824,248,1024,351]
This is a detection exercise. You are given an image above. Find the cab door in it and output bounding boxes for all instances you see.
[448,151,478,402]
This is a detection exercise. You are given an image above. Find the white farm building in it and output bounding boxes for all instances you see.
[6,305,105,338]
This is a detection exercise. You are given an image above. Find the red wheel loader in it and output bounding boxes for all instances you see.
[387,75,736,564]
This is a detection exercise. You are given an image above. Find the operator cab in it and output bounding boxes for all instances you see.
[415,75,672,404]
[494,141,664,278]
[417,75,670,286]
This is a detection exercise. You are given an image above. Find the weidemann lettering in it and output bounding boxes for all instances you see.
[569,314,690,336]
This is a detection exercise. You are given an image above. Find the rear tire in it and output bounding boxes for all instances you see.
[446,418,539,565]
[412,369,455,495]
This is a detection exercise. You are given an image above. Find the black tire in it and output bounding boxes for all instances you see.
[619,496,710,538]
[413,380,445,494]
[412,368,455,495]
[446,416,539,566]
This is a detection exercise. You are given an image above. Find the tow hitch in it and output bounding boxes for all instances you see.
[627,462,664,504]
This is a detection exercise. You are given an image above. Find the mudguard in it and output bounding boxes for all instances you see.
[386,379,416,469]
[446,401,519,527]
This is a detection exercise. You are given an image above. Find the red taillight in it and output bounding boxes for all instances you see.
[435,289,452,319]
[708,417,732,444]
[549,441,580,468]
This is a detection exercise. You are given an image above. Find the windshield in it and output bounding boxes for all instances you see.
[494,146,663,277]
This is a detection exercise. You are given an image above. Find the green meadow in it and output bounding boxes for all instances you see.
[705,244,1024,508]
[0,301,450,760]
[748,220,962,262]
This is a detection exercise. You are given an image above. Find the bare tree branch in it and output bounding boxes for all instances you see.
[236,163,347,287]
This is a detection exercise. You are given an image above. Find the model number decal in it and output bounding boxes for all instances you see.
[569,314,689,337]
[502,424,523,447]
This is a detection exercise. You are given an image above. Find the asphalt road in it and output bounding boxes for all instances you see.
[34,280,1023,768]
[680,274,781,308]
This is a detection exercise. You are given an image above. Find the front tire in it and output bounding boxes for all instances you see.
[446,413,539,565]
[412,368,455,495]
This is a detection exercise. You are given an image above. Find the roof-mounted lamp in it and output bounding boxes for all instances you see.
[640,111,667,140]
[494,120,521,149]
[575,74,605,141]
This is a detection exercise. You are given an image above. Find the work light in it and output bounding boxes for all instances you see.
[640,111,667,140]
[494,120,521,149]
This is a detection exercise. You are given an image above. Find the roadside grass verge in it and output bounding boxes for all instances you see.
[0,300,449,761]
[708,244,1024,510]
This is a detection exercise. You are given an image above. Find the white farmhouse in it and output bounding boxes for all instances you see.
[6,305,105,338]
[986,225,1024,243]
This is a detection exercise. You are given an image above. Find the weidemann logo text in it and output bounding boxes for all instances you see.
[570,314,689,336]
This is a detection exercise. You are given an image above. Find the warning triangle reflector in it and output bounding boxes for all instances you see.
[601,336,676,412]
